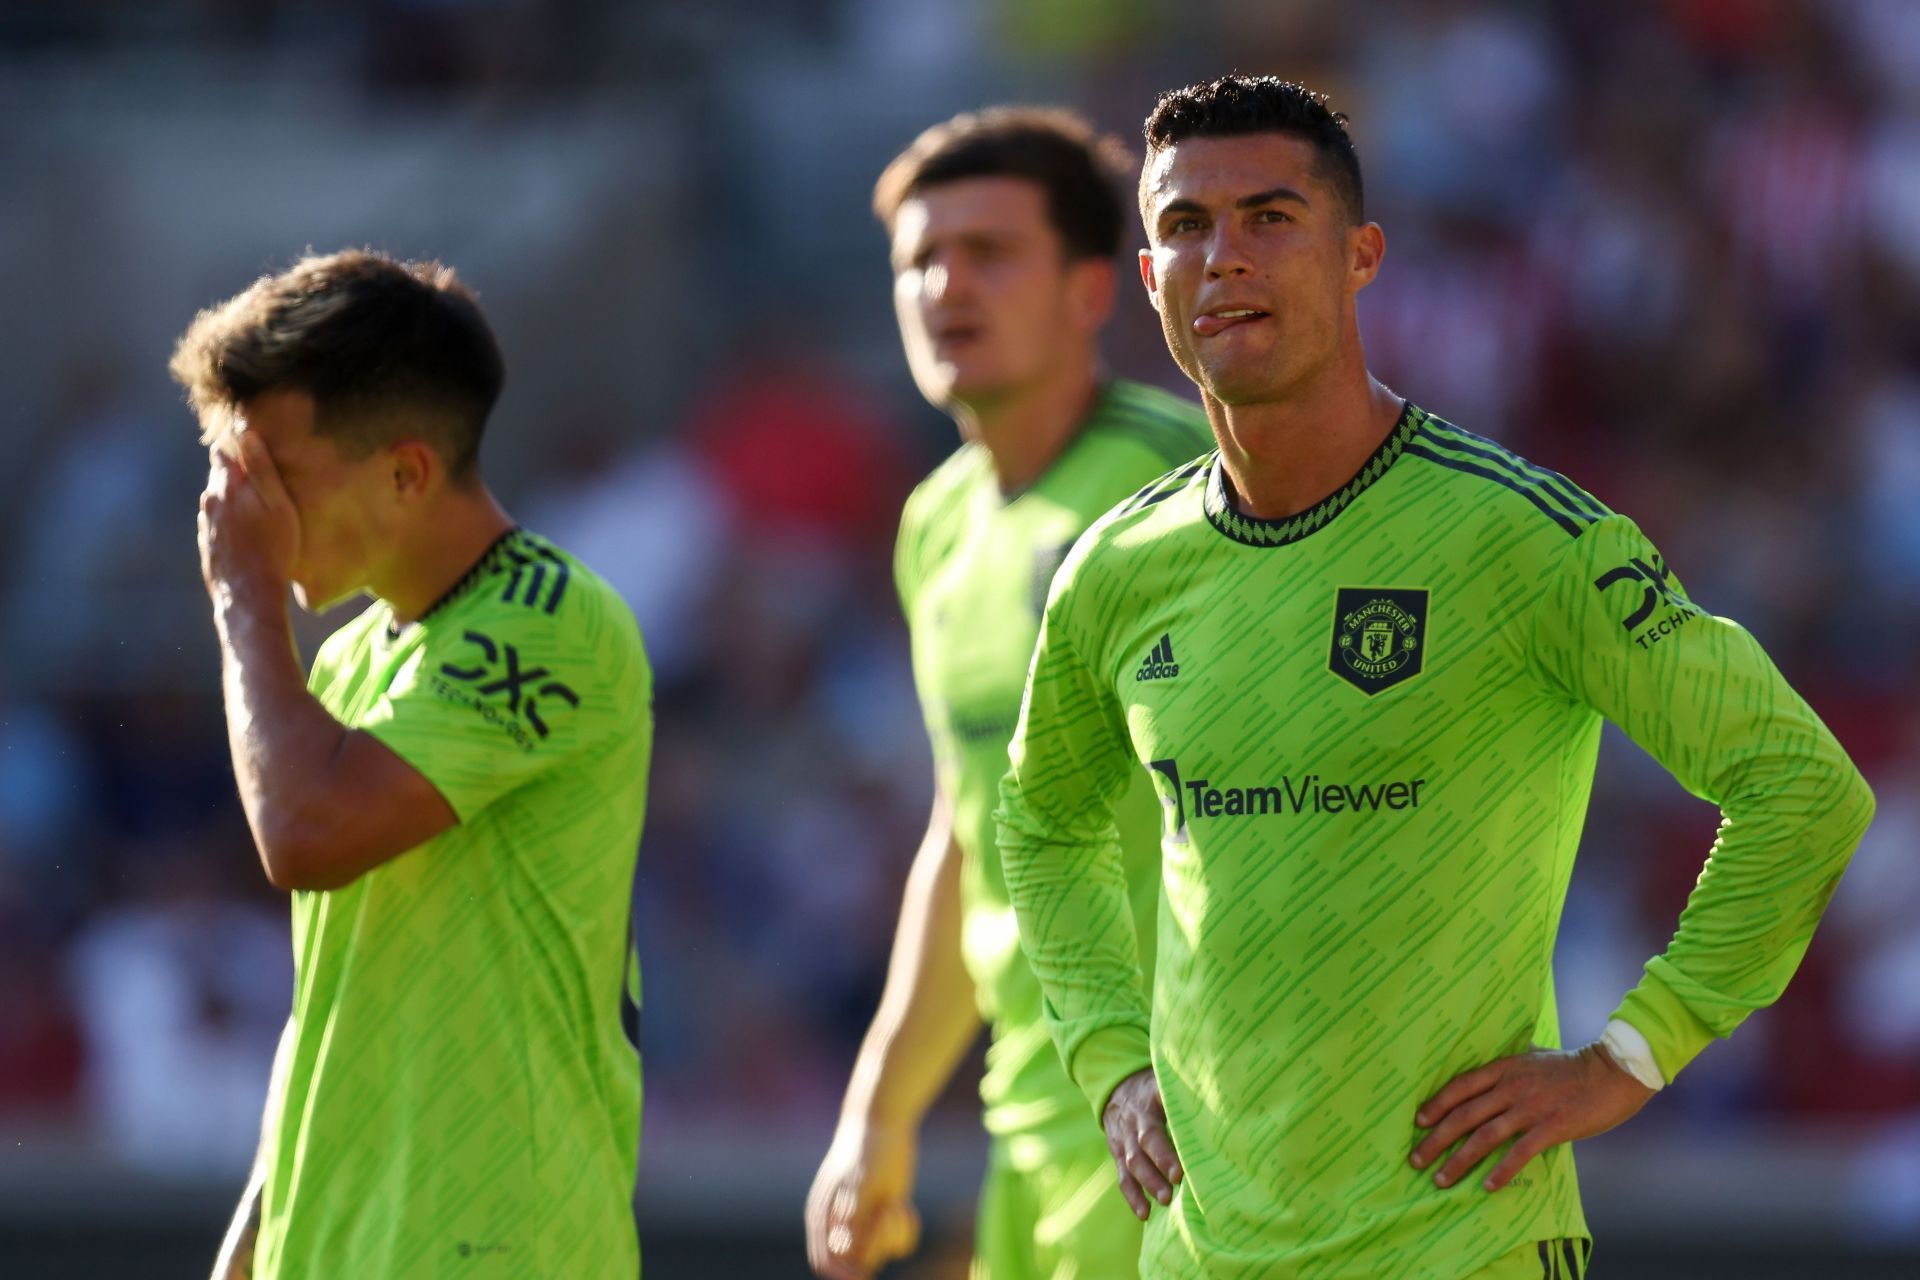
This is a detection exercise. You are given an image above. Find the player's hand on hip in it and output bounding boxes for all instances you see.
[198,433,299,602]
[804,1120,921,1279]
[1103,1067,1182,1220]
[1410,1041,1655,1193]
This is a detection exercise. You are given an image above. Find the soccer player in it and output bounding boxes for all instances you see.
[175,250,651,1279]
[803,109,1211,1280]
[995,76,1875,1279]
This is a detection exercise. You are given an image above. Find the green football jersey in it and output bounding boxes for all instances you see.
[896,379,1211,1143]
[997,403,1873,1278]
[255,529,652,1280]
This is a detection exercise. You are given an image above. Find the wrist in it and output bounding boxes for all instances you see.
[1596,1019,1665,1092]
[840,1084,921,1136]
[213,575,290,624]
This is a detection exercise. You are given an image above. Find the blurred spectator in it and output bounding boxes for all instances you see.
[522,433,727,685]
[65,833,289,1177]
[2,364,201,695]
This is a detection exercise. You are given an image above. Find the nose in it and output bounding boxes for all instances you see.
[1205,223,1253,280]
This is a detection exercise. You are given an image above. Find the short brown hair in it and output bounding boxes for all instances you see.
[872,107,1134,261]
[169,248,506,479]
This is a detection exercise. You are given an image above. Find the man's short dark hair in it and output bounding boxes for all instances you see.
[169,248,505,480]
[1142,76,1365,225]
[873,107,1133,261]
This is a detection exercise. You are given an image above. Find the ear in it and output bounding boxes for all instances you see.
[1139,248,1162,313]
[1066,256,1117,334]
[1348,221,1386,292]
[388,439,441,504]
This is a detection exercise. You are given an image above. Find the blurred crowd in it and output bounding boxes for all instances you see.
[0,0,1915,1233]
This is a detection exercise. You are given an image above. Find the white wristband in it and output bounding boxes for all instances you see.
[1600,1018,1666,1091]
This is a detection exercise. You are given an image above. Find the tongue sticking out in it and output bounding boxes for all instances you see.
[1193,310,1269,337]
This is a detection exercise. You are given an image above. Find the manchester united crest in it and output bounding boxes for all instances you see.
[1330,588,1429,694]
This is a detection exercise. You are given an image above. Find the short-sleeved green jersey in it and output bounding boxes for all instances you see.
[255,529,652,1280]
[896,379,1210,1144]
[997,403,1873,1278]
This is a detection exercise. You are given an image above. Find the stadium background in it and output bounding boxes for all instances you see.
[0,1,1916,1276]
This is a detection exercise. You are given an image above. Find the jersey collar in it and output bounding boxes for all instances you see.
[383,525,523,640]
[1202,401,1422,548]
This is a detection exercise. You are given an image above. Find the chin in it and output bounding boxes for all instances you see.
[948,364,1036,408]
[1197,355,1297,407]
[291,580,354,614]
[1194,372,1268,407]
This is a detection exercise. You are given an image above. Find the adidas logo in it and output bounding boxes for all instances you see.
[1136,633,1180,681]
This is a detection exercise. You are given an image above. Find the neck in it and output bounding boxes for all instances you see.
[374,485,516,626]
[1209,358,1403,521]
[952,357,1103,496]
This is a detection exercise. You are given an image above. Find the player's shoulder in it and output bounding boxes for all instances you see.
[444,528,646,669]
[1059,449,1215,587]
[1399,404,1617,549]
[903,441,988,526]
[897,440,989,570]
[1082,379,1212,472]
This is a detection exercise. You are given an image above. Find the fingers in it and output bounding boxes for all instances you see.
[1126,1141,1175,1207]
[1411,1050,1635,1195]
[1434,1109,1523,1190]
[1103,1070,1177,1220]
[1482,1131,1552,1193]
[1410,1089,1508,1173]
[803,1181,872,1280]
[805,1169,916,1280]
[1140,1125,1184,1186]
[235,433,290,508]
[872,1200,921,1261]
[1108,1123,1179,1215]
[1111,1150,1152,1221]
[205,446,235,498]
[1415,1061,1502,1129]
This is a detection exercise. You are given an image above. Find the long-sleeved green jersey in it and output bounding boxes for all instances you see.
[996,401,1874,1278]
[898,379,1211,1145]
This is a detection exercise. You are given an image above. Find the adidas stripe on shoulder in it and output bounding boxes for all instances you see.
[1403,415,1611,540]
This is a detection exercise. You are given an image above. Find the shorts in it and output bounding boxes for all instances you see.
[1465,1237,1592,1279]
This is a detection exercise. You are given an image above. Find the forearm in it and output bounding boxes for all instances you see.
[994,614,1152,1118]
[214,588,351,883]
[1532,517,1877,1082]
[1615,739,1874,1079]
[841,795,981,1131]
[998,800,1151,1118]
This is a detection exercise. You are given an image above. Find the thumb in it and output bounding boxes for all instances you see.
[870,1199,921,1263]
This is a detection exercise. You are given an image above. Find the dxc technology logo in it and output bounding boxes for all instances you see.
[437,630,579,745]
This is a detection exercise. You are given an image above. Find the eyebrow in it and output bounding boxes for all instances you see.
[894,227,1022,262]
[1158,186,1312,219]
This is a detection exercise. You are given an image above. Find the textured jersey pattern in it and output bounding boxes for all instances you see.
[254,530,653,1280]
[897,380,1211,1143]
[997,403,1872,1278]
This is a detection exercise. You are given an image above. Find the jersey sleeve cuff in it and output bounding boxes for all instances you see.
[359,719,473,824]
[1610,967,1717,1082]
[1069,1024,1154,1121]
[1599,1018,1665,1090]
